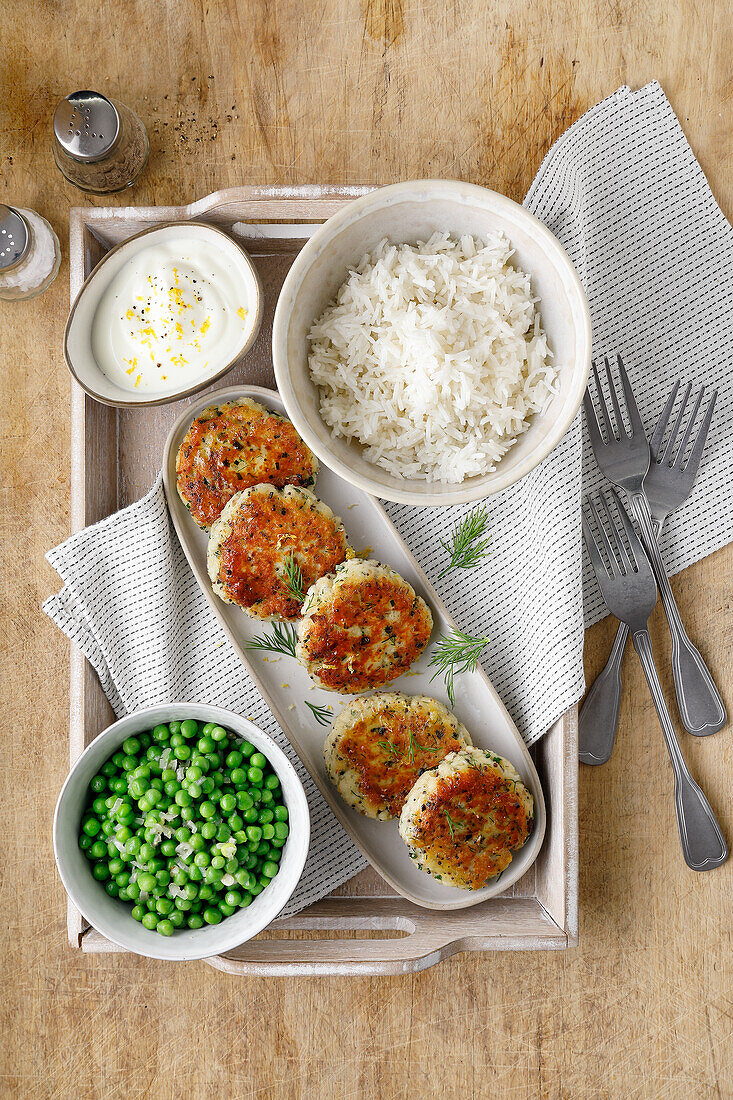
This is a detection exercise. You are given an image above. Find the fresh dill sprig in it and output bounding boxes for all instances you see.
[407,731,440,763]
[428,630,491,706]
[377,738,402,759]
[242,621,298,659]
[304,700,333,727]
[437,505,491,580]
[443,809,464,839]
[283,551,306,604]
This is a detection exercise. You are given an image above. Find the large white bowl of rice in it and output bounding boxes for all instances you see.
[272,180,591,505]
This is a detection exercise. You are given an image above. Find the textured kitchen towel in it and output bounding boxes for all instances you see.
[45,82,733,914]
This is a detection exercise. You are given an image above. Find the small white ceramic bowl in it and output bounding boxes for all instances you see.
[65,222,264,407]
[273,180,591,506]
[53,703,310,961]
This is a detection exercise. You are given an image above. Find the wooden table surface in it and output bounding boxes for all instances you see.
[1,1,731,1096]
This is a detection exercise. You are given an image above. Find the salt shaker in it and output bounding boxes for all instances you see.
[52,90,149,194]
[0,205,61,301]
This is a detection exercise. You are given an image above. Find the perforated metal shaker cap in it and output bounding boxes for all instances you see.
[53,91,120,162]
[0,206,30,271]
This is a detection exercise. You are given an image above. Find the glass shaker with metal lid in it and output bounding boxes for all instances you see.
[0,204,61,301]
[52,90,149,194]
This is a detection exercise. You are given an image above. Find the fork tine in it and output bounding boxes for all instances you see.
[583,387,605,449]
[582,506,611,580]
[588,495,619,576]
[671,385,704,469]
[599,490,633,575]
[606,488,642,572]
[650,380,679,461]
[616,354,645,435]
[661,382,692,464]
[604,356,624,439]
[683,389,717,477]
[590,360,613,440]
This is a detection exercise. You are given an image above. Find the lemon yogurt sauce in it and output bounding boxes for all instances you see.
[91,237,251,396]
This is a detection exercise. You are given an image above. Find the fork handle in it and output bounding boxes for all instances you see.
[627,491,727,736]
[631,628,727,871]
[578,622,628,764]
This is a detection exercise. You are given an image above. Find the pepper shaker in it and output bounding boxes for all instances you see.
[0,205,61,301]
[52,90,149,194]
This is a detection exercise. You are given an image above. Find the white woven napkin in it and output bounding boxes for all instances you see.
[45,82,733,914]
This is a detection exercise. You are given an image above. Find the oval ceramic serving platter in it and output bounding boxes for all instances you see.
[162,384,546,910]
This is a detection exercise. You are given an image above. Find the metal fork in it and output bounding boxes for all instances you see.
[583,356,726,742]
[580,380,723,763]
[582,489,727,871]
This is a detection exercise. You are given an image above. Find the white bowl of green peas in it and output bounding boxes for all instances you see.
[53,703,311,961]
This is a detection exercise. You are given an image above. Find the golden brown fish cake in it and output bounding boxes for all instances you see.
[398,747,534,889]
[207,485,350,620]
[176,397,319,529]
[296,559,433,694]
[324,694,472,819]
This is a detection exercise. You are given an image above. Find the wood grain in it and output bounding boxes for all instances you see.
[0,0,731,1096]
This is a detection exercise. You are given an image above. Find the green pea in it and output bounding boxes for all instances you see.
[129,779,147,799]
[168,721,181,735]
[206,754,221,770]
[259,789,274,804]
[174,745,191,761]
[127,881,140,900]
[90,774,107,793]
[152,725,169,742]
[116,871,131,887]
[258,809,274,825]
[248,767,264,786]
[239,892,253,908]
[156,919,174,936]
[230,768,247,788]
[210,855,225,870]
[236,792,253,811]
[181,806,196,822]
[131,905,145,922]
[204,866,224,885]
[175,790,192,808]
[105,880,119,897]
[201,821,217,841]
[274,806,289,822]
[243,807,259,824]
[200,777,215,796]
[137,872,156,893]
[194,852,210,868]
[181,719,199,739]
[240,741,255,758]
[228,813,244,832]
[118,887,132,902]
[160,839,177,858]
[262,824,275,840]
[211,725,227,742]
[101,762,117,777]
[82,817,101,837]
[200,801,216,820]
[168,909,185,928]
[197,736,215,754]
[246,825,262,843]
[264,774,280,791]
[190,834,205,852]
[274,822,289,840]
[90,840,107,859]
[174,897,191,911]
[187,782,202,799]
[225,858,239,875]
[108,857,124,876]
[249,752,266,769]
[216,824,231,843]
[203,907,222,925]
[224,890,242,907]
[220,793,237,814]
[188,914,205,929]
[142,912,158,930]
[122,737,141,756]
[92,863,110,881]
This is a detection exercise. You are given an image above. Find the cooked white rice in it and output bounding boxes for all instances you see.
[307,231,557,483]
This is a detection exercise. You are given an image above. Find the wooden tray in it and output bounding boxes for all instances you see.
[67,186,578,974]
